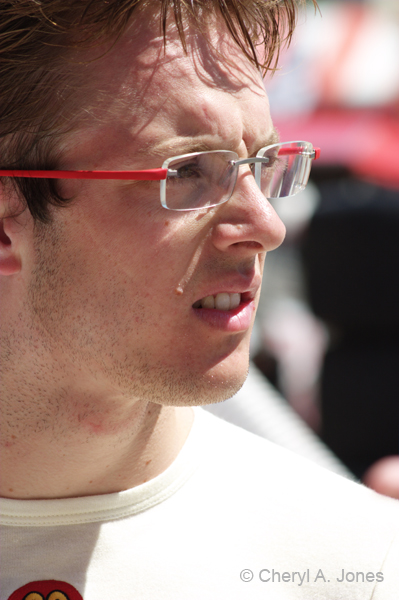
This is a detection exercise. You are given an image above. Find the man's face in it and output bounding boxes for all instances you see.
[27,14,285,406]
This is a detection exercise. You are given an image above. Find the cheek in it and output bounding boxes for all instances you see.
[62,191,202,305]
[49,186,214,350]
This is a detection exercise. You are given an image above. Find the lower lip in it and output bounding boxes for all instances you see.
[192,300,256,332]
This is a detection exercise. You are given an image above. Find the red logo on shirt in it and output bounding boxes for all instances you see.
[8,580,83,600]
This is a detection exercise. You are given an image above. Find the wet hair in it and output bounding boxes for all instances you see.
[0,0,310,222]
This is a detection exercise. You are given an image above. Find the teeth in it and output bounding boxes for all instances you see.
[197,292,241,310]
[229,293,241,309]
[215,292,230,310]
[202,295,215,309]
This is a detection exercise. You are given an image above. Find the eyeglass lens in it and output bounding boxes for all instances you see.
[163,151,237,211]
[256,141,313,200]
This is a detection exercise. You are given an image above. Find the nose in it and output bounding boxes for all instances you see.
[211,166,286,255]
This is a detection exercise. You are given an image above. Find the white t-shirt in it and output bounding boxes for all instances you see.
[1,408,398,600]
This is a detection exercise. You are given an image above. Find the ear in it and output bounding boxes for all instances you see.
[0,183,23,276]
[0,219,22,275]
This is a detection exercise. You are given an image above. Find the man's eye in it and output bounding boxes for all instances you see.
[175,163,202,179]
[261,155,282,173]
[263,155,278,168]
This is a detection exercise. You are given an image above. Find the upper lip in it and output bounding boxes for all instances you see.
[192,275,261,305]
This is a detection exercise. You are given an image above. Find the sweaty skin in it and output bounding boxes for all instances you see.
[0,13,285,499]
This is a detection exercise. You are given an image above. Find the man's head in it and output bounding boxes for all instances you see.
[0,1,304,409]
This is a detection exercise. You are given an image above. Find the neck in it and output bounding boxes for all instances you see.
[0,379,194,500]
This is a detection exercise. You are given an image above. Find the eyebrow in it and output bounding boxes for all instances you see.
[134,127,280,162]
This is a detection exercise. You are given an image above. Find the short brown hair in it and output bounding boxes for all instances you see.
[0,0,308,222]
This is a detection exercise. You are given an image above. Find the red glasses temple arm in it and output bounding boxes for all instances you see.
[0,168,168,181]
[277,147,321,159]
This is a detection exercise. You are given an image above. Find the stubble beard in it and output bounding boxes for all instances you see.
[25,219,248,410]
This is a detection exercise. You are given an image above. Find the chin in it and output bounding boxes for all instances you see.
[159,346,251,408]
[200,353,250,406]
[117,334,252,408]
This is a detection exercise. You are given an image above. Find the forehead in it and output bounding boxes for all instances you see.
[64,13,273,164]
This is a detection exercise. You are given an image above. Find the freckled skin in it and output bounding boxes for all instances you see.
[0,11,285,498]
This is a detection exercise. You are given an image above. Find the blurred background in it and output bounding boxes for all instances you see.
[255,0,399,494]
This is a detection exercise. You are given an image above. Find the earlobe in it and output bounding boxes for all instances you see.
[0,218,22,276]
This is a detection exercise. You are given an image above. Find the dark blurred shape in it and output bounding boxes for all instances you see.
[320,336,399,478]
[301,176,399,478]
[252,348,279,390]
[302,178,399,329]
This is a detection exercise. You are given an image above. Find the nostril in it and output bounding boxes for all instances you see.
[232,241,262,249]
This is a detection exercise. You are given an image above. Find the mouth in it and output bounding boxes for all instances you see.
[191,289,258,332]
[192,291,253,311]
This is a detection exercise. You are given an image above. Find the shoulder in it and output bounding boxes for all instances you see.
[194,407,398,522]
[185,408,399,598]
